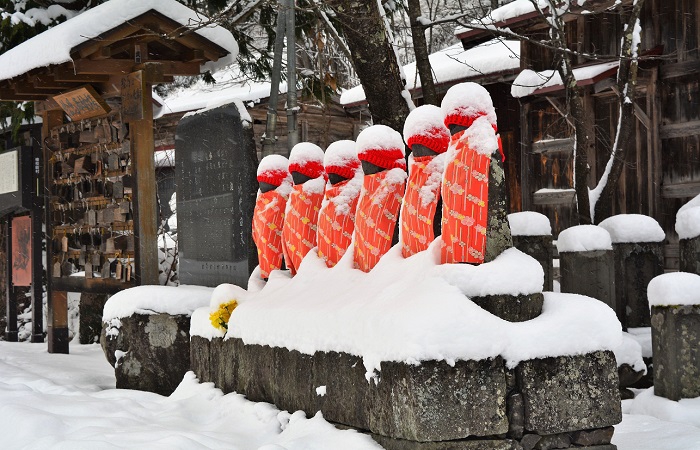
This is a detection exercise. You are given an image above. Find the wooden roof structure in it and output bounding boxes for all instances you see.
[0,1,236,102]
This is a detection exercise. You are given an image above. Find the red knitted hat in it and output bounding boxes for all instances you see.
[326,159,360,179]
[257,154,290,187]
[289,159,325,179]
[406,127,450,154]
[288,142,326,179]
[403,105,450,154]
[441,82,497,130]
[356,125,407,171]
[358,147,407,170]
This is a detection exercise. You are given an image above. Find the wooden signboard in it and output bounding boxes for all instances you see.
[53,85,110,121]
[0,150,19,195]
[121,71,145,122]
[11,215,31,287]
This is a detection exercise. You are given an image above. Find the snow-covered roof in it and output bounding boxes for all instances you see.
[340,39,520,106]
[454,0,539,39]
[155,65,287,119]
[511,61,619,98]
[0,0,238,83]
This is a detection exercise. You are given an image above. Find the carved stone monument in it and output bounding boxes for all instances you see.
[175,102,258,287]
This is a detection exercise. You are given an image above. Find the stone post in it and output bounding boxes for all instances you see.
[648,272,700,400]
[676,196,700,275]
[599,214,665,329]
[508,212,554,291]
[557,225,615,310]
[79,293,109,344]
[679,237,700,275]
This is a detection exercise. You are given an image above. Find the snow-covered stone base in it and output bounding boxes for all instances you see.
[191,337,621,446]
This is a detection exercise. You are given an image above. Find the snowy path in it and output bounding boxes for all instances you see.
[1,341,699,449]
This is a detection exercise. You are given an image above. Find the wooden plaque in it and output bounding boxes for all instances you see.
[11,215,32,287]
[53,85,110,121]
[121,71,146,122]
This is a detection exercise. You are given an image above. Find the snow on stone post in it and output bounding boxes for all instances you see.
[599,214,665,329]
[676,195,700,275]
[648,273,700,400]
[557,225,615,310]
[508,212,554,291]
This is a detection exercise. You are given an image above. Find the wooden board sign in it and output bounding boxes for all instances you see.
[12,215,32,287]
[53,85,110,121]
[121,71,145,122]
[0,150,19,195]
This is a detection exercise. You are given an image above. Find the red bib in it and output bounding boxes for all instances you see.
[441,130,491,264]
[353,170,406,272]
[317,179,361,268]
[252,190,288,279]
[400,156,441,258]
[282,183,324,275]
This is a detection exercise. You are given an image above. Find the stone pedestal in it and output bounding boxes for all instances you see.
[560,250,615,310]
[190,336,621,448]
[679,236,700,276]
[611,242,664,329]
[651,304,700,400]
[79,293,109,344]
[471,293,544,322]
[101,313,192,396]
[512,235,554,291]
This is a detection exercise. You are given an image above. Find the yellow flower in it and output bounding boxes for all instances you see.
[209,299,239,332]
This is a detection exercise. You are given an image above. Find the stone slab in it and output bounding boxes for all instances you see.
[371,434,522,450]
[612,242,664,329]
[190,335,211,383]
[175,103,258,288]
[79,293,109,344]
[651,305,700,400]
[314,351,371,430]
[369,357,508,441]
[471,293,544,322]
[517,351,622,435]
[100,313,192,396]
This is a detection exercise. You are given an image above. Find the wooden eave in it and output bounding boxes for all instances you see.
[517,62,619,100]
[457,0,632,47]
[0,10,231,102]
[342,68,520,110]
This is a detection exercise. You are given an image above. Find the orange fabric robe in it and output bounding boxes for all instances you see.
[252,190,288,279]
[317,179,361,268]
[282,184,324,275]
[353,170,406,272]
[400,156,441,258]
[441,130,491,264]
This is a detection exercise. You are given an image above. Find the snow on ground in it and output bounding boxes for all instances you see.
[0,341,381,449]
[1,341,700,449]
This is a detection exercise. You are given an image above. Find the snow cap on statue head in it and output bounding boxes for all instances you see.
[288,142,326,179]
[403,105,450,154]
[441,82,497,130]
[324,140,361,179]
[356,124,407,170]
[257,154,291,187]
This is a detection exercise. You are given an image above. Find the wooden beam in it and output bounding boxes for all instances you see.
[136,60,201,76]
[659,120,700,139]
[545,96,575,128]
[32,75,85,91]
[53,67,110,83]
[75,22,140,59]
[532,137,575,154]
[0,89,49,101]
[659,60,700,80]
[73,58,136,75]
[661,181,700,198]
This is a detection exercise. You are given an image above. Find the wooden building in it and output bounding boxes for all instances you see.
[153,74,362,160]
[0,0,238,351]
[456,0,700,268]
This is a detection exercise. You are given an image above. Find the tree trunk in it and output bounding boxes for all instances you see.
[327,0,411,132]
[592,0,645,223]
[407,0,438,105]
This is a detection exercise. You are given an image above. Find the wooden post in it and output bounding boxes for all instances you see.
[122,68,159,285]
[42,108,68,353]
[30,139,44,343]
[5,213,18,341]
